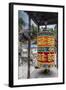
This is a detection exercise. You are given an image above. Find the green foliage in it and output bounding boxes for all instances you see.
[53,29,57,37]
[48,28,57,37]
[31,24,38,35]
[18,17,25,32]
[30,24,38,40]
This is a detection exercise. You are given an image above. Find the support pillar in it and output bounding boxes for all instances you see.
[27,17,31,78]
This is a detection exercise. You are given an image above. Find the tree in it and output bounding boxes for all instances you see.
[18,17,25,32]
[31,24,38,37]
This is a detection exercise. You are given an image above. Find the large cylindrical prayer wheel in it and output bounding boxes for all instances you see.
[37,30,55,68]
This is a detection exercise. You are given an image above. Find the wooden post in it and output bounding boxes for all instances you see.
[27,16,31,78]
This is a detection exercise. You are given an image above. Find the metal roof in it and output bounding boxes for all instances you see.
[26,11,58,25]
